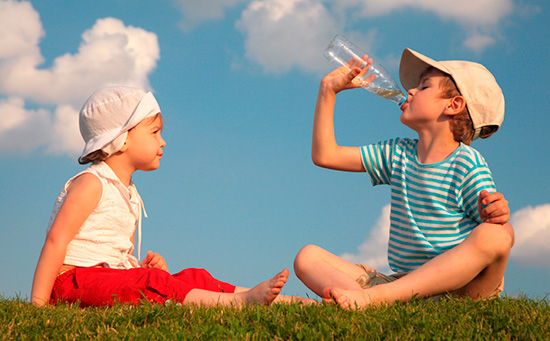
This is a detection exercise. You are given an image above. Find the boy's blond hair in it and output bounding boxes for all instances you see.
[422,67,499,146]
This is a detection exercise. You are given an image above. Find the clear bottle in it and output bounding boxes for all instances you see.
[323,34,406,106]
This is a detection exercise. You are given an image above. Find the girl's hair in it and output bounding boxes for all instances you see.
[79,149,109,165]
[78,113,162,165]
[421,67,498,145]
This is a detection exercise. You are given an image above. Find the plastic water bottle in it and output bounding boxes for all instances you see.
[323,35,406,106]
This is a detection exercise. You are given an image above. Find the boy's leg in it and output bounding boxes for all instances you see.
[327,223,514,309]
[294,244,367,296]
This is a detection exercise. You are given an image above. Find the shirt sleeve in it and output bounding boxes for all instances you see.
[460,155,497,224]
[360,139,398,186]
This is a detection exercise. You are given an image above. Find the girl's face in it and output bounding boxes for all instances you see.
[399,69,452,132]
[125,114,166,171]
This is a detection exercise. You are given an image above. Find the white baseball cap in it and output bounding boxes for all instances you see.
[399,48,505,140]
[78,86,161,163]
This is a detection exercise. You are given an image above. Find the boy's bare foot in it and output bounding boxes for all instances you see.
[322,287,373,310]
[242,269,289,305]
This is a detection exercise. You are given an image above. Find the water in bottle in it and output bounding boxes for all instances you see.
[323,34,406,106]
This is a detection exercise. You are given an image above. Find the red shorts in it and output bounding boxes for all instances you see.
[50,267,236,306]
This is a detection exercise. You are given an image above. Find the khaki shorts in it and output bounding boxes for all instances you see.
[355,264,504,300]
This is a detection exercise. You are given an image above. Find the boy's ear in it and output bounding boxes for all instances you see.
[444,96,466,116]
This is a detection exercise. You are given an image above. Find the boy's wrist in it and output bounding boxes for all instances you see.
[318,82,338,97]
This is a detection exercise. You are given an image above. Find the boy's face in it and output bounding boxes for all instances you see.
[400,69,453,132]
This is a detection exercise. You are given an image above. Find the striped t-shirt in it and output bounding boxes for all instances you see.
[360,138,496,273]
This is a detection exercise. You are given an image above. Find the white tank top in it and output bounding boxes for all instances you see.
[47,162,145,269]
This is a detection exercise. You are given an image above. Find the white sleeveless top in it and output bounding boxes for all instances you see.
[47,162,145,269]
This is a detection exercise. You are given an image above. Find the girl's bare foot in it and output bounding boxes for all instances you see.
[242,269,290,305]
[322,287,373,310]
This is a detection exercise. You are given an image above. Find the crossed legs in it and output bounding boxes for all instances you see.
[294,223,514,309]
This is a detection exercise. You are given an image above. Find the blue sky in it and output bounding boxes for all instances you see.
[1,0,549,301]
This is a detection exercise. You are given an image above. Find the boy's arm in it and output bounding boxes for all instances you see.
[312,66,374,172]
[31,174,101,306]
[478,190,510,225]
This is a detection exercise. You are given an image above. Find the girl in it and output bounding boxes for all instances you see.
[31,86,305,307]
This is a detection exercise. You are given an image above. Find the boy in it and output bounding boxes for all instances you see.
[293,48,514,309]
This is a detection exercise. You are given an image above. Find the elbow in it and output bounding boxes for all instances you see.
[311,150,329,168]
[311,151,324,167]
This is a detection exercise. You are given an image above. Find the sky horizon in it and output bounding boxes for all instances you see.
[1,0,549,301]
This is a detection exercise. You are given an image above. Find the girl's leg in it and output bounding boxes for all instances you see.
[183,269,289,306]
[327,223,514,309]
[293,244,367,296]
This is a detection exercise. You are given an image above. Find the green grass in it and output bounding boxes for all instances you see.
[2,295,550,339]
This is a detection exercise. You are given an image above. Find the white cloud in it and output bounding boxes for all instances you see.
[49,105,82,155]
[339,204,391,274]
[0,0,43,59]
[0,97,52,153]
[340,0,513,26]
[0,1,159,156]
[510,204,550,267]
[236,0,343,74]
[331,0,514,52]
[463,32,497,52]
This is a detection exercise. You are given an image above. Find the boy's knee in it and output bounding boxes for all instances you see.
[471,222,514,255]
[294,245,320,273]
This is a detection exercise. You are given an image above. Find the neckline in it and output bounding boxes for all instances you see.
[414,142,463,167]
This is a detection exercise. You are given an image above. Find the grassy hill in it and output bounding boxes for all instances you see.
[2,295,549,339]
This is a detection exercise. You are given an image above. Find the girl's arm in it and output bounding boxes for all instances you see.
[140,250,169,272]
[312,65,374,172]
[31,173,102,306]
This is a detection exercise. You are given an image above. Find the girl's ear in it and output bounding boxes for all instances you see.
[444,95,466,116]
[119,135,130,152]
[119,142,128,152]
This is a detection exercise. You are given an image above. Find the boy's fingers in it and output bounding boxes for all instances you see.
[479,190,492,205]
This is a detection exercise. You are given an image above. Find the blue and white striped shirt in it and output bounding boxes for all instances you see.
[361,138,496,273]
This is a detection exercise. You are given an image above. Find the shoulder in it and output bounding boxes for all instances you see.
[65,173,102,204]
[384,138,417,160]
[454,143,490,169]
[65,165,104,203]
[396,137,417,150]
[65,163,107,191]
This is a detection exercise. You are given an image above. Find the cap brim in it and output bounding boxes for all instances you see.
[399,48,451,91]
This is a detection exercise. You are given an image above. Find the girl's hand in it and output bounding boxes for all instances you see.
[478,190,510,224]
[320,56,375,94]
[140,250,169,272]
